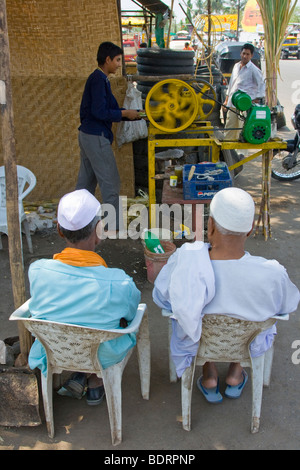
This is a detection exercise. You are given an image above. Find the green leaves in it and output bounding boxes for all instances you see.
[256,0,297,106]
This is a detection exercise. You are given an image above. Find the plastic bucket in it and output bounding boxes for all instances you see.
[144,240,176,284]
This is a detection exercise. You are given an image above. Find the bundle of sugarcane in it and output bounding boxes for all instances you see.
[255,0,297,240]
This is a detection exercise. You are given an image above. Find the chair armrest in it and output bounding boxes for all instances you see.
[19,186,33,201]
[9,300,147,334]
[162,308,172,317]
[73,303,147,335]
[111,303,147,334]
[273,314,289,321]
[19,175,37,201]
[9,299,31,321]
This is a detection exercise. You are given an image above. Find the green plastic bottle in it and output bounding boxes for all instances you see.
[143,230,165,254]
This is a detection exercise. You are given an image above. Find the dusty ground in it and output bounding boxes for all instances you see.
[0,127,300,451]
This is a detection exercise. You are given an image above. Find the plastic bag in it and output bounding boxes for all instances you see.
[116,83,148,147]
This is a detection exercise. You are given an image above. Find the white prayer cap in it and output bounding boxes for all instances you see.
[210,187,255,233]
[57,189,101,231]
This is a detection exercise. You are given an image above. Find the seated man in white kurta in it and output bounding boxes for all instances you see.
[153,187,300,403]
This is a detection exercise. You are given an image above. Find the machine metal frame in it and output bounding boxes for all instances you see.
[147,122,287,226]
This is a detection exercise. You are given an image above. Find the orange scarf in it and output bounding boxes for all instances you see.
[53,247,107,267]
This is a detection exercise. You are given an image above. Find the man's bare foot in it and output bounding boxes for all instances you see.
[202,362,219,389]
[225,363,244,386]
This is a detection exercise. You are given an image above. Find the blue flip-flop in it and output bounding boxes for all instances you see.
[196,376,223,404]
[224,370,248,399]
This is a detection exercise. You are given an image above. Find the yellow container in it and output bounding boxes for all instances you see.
[170,175,178,187]
[175,166,183,184]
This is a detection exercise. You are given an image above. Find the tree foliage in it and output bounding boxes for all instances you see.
[190,0,248,17]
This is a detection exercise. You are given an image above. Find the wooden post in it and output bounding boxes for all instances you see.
[166,0,174,49]
[207,0,211,58]
[116,0,126,76]
[0,0,32,360]
[236,0,241,41]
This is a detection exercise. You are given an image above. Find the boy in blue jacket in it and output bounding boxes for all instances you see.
[76,42,141,231]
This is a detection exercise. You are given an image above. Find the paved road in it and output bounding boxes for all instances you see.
[268,58,300,132]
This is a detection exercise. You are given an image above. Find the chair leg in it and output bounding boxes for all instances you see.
[102,366,123,446]
[22,218,33,253]
[41,371,55,438]
[136,312,151,400]
[263,345,274,387]
[53,373,63,391]
[181,364,195,431]
[251,355,265,433]
[168,318,177,383]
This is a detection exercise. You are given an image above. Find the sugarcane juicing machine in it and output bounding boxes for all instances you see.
[145,79,271,145]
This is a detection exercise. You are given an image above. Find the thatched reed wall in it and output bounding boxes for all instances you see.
[0,0,135,201]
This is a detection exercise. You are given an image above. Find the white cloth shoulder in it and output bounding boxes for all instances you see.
[153,241,215,342]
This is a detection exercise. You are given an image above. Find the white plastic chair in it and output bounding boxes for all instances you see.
[0,165,36,253]
[162,309,287,434]
[10,300,151,446]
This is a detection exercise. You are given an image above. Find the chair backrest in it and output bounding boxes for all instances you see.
[23,318,122,374]
[196,315,277,367]
[10,300,146,375]
[0,165,36,209]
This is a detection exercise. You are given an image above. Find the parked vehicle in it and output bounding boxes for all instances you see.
[280,35,300,60]
[271,104,300,181]
[214,41,261,76]
[123,39,137,62]
[169,33,191,51]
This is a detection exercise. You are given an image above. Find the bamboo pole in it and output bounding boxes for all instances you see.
[166,0,174,48]
[0,0,32,361]
[116,0,126,76]
[207,0,211,58]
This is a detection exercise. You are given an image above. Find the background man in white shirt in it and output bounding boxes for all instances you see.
[222,43,265,141]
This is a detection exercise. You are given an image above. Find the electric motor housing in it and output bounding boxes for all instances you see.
[232,90,271,144]
[232,90,252,111]
[243,106,271,144]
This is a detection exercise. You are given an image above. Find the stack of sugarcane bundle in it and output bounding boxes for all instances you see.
[255,0,297,240]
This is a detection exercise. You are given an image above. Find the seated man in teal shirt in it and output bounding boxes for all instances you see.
[28,189,141,405]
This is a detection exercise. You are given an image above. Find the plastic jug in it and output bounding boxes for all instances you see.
[143,230,165,254]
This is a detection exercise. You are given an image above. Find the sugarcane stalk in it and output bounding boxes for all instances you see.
[255,0,297,239]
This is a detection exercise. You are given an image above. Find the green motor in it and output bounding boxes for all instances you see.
[231,90,271,144]
[232,90,252,111]
[243,106,271,144]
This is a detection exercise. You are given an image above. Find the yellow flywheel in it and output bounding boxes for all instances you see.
[191,79,216,121]
[145,78,216,133]
[145,79,198,133]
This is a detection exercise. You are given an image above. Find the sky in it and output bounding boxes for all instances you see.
[121,0,300,23]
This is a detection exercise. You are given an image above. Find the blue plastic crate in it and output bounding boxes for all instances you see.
[183,163,232,200]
